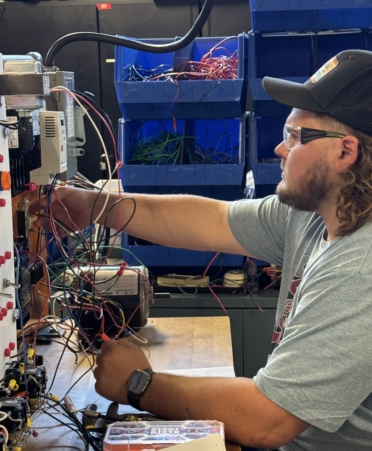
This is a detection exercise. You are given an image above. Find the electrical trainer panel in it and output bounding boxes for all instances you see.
[0,54,17,381]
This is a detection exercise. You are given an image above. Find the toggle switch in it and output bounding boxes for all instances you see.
[4,280,20,289]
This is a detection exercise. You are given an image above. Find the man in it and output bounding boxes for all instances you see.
[30,49,372,450]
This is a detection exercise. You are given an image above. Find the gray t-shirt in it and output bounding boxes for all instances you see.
[228,195,372,451]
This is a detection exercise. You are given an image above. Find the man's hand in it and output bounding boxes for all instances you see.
[93,338,152,404]
[29,186,110,236]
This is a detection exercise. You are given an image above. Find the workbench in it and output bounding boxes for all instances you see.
[24,317,240,451]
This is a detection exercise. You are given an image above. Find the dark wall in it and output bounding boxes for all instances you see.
[0,0,252,182]
[203,0,251,36]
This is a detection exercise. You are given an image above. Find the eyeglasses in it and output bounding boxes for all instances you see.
[283,124,346,150]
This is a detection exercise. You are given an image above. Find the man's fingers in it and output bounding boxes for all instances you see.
[29,185,64,215]
[116,338,139,349]
[28,197,48,216]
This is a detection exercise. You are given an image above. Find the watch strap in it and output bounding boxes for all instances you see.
[127,369,155,411]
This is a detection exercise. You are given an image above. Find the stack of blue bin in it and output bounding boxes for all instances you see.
[114,34,249,269]
[248,0,372,198]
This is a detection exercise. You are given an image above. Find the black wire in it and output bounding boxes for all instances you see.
[63,355,95,398]
[101,227,111,258]
[71,89,116,140]
[41,408,87,443]
[87,189,136,313]
[39,336,82,359]
[0,117,27,129]
[96,197,137,252]
[48,328,75,392]
[35,186,43,254]
[37,394,101,451]
[102,197,136,234]
[45,0,215,66]
[89,181,110,260]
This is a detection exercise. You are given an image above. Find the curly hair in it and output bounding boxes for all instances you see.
[313,111,372,237]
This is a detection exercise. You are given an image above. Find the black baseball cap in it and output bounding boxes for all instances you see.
[262,49,372,136]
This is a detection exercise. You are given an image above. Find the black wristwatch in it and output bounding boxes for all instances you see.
[127,369,155,411]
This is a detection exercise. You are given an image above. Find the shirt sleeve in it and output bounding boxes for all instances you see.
[254,266,372,433]
[228,195,290,266]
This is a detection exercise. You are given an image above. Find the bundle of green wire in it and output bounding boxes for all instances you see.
[130,130,185,165]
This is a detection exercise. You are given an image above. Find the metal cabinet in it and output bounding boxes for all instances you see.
[202,0,252,37]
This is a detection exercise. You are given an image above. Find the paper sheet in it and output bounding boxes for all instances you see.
[166,434,226,451]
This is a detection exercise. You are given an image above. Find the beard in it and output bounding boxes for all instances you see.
[276,158,332,212]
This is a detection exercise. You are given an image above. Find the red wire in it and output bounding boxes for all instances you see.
[21,250,51,358]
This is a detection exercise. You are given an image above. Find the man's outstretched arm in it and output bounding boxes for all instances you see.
[29,186,252,256]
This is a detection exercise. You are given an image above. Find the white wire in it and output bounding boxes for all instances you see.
[50,86,112,223]
[38,314,81,352]
[0,411,7,422]
[126,326,148,344]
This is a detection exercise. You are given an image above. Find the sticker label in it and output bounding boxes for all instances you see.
[32,110,40,136]
[66,94,75,138]
[6,117,19,148]
[311,56,339,84]
[95,270,138,296]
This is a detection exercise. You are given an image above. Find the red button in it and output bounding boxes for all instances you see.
[0,155,3,163]
[25,182,37,193]
[0,199,6,207]
[4,252,11,260]
[4,349,10,357]
[8,342,15,351]
[6,302,13,310]
[0,313,4,321]
[1,308,7,316]
[0,257,5,265]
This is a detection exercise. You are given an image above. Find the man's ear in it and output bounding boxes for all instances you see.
[335,135,359,173]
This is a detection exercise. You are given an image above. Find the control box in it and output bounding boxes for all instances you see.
[30,110,67,184]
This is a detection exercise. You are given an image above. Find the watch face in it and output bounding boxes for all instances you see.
[128,370,151,396]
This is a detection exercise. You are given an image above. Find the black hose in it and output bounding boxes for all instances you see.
[45,0,215,67]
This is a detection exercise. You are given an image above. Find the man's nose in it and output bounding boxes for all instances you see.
[274,141,289,159]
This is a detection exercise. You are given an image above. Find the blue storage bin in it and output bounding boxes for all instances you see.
[118,115,248,191]
[249,115,282,185]
[249,30,372,79]
[249,77,303,117]
[248,30,372,116]
[250,0,372,32]
[121,234,245,267]
[114,34,249,120]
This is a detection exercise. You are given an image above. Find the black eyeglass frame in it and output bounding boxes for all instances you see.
[284,124,346,148]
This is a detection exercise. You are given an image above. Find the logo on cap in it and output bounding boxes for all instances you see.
[311,56,339,84]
